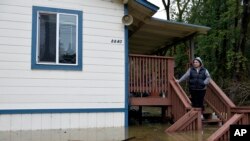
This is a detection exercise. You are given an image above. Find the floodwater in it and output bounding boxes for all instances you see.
[0,107,218,141]
[0,124,217,141]
[128,123,217,141]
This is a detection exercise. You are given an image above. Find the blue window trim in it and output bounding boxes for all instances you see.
[31,6,83,71]
[135,0,159,12]
[0,108,126,114]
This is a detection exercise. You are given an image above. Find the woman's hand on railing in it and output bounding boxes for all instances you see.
[175,79,179,83]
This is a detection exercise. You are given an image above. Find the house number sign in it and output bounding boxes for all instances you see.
[111,39,123,44]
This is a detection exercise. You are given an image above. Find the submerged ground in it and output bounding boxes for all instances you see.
[0,107,218,141]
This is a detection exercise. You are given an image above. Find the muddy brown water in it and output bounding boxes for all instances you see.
[128,123,217,141]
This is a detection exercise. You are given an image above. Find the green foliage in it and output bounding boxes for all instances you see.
[168,0,250,105]
[223,80,250,106]
[226,50,248,71]
[181,0,249,81]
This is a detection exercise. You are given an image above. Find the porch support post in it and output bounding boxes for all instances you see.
[189,38,195,61]
[139,106,142,125]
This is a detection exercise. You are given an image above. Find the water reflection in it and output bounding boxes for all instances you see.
[0,124,217,141]
[128,124,217,141]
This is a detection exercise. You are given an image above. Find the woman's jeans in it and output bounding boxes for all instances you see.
[189,89,206,111]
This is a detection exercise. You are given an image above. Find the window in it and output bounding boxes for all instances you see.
[31,6,83,70]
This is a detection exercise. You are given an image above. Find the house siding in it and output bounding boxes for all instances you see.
[0,113,124,131]
[0,0,126,131]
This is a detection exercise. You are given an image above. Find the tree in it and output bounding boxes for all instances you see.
[161,0,192,21]
[162,0,170,20]
[175,0,191,22]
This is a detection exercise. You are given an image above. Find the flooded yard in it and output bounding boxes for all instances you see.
[0,123,217,141]
[0,106,218,141]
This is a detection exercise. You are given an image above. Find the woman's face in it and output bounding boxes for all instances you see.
[193,60,201,68]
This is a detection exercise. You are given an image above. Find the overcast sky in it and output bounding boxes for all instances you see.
[147,0,166,19]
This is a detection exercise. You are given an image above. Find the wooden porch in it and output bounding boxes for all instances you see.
[129,54,192,124]
[129,54,250,141]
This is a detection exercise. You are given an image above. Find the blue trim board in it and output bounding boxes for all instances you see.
[31,6,83,71]
[0,108,126,114]
[124,4,129,127]
[135,0,159,12]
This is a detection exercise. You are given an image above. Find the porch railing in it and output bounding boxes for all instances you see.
[207,114,245,141]
[205,79,236,122]
[231,107,250,124]
[166,108,202,132]
[169,78,192,121]
[206,101,250,141]
[129,54,174,97]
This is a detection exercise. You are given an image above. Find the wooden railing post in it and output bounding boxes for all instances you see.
[167,58,174,99]
[167,58,174,117]
[167,58,174,81]
[193,108,202,131]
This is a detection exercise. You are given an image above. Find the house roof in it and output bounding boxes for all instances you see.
[128,0,211,55]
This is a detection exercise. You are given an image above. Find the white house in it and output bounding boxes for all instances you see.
[0,0,210,132]
[0,0,132,131]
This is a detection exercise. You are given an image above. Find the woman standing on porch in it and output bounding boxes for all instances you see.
[176,57,211,115]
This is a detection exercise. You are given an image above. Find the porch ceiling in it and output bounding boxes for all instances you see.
[128,0,211,55]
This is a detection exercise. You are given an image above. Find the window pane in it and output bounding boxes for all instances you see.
[38,13,57,63]
[59,14,77,64]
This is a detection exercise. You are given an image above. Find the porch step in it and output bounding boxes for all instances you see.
[202,112,222,126]
[202,119,222,124]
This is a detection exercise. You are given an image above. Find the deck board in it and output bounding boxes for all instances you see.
[130,97,171,106]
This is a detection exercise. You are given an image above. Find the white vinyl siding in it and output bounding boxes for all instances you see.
[0,113,124,131]
[0,0,125,131]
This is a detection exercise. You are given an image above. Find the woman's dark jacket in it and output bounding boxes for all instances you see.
[189,67,207,90]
